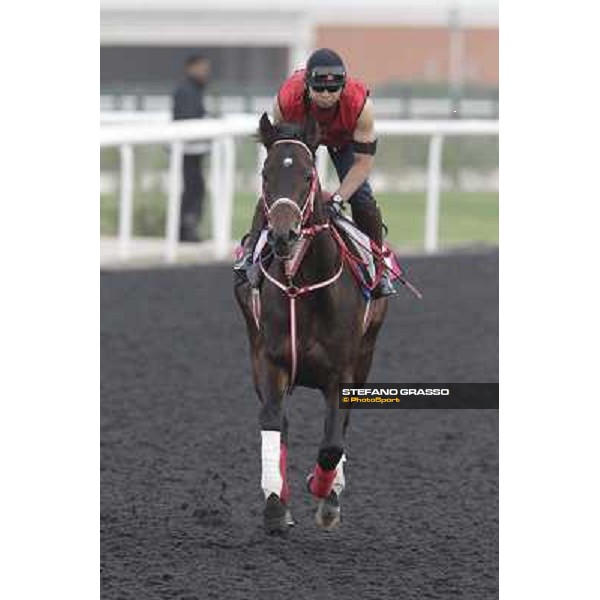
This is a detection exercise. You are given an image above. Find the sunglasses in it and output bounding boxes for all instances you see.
[310,83,343,93]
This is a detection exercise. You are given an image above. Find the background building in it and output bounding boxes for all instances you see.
[100,0,499,262]
[100,0,498,118]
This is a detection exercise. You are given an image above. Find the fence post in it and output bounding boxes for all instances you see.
[118,144,134,259]
[425,133,444,253]
[214,136,235,260]
[166,141,183,263]
[210,138,223,257]
[256,144,267,198]
[316,146,329,188]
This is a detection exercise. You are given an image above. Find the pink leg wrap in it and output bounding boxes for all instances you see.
[309,463,337,499]
[280,443,290,504]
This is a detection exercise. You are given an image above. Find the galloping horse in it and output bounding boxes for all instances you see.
[234,113,388,533]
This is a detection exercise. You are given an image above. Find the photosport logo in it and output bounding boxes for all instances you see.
[338,384,499,409]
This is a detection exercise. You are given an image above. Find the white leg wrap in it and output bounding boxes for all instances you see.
[333,453,347,495]
[261,430,282,499]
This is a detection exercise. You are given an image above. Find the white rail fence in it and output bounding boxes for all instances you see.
[100,115,498,263]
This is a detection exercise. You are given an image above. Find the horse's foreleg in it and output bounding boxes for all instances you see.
[256,360,292,532]
[280,413,290,505]
[333,413,350,496]
[257,361,288,499]
[308,381,350,530]
[308,381,349,500]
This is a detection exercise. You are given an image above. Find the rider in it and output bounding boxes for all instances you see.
[234,48,396,298]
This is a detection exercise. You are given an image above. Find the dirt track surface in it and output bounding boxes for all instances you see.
[101,249,498,600]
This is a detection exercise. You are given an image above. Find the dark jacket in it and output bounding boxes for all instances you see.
[172,76,206,120]
[172,76,209,154]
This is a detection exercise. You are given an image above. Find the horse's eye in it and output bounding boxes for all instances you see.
[304,170,312,182]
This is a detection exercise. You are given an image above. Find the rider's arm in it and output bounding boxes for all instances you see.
[334,98,376,203]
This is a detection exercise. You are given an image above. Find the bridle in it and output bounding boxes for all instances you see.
[261,139,319,232]
[259,137,338,274]
[255,137,344,392]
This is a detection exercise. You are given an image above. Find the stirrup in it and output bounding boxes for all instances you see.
[232,245,253,271]
[233,254,252,272]
[233,251,263,289]
[372,273,398,299]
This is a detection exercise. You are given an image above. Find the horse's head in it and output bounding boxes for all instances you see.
[258,113,320,260]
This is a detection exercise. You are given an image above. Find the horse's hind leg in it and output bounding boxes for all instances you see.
[256,359,293,534]
[354,298,388,385]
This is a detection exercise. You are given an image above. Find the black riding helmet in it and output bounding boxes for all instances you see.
[305,48,346,91]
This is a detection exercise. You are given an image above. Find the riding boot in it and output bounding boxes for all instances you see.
[351,203,397,298]
[233,201,266,286]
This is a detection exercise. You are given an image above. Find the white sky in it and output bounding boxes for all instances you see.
[100,1,498,27]
[101,0,498,11]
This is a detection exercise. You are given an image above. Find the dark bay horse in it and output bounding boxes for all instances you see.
[234,113,388,533]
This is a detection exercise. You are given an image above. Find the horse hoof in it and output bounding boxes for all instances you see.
[263,493,294,534]
[315,491,341,530]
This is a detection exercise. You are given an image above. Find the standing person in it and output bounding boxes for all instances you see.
[234,48,396,297]
[172,53,211,242]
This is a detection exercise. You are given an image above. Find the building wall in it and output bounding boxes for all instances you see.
[101,46,289,92]
[463,28,498,84]
[315,25,498,87]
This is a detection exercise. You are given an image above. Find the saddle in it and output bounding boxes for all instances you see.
[247,197,419,300]
[326,206,405,299]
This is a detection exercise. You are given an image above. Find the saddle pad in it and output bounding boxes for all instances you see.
[331,213,406,292]
[332,215,377,282]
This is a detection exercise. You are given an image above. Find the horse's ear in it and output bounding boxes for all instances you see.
[303,115,319,151]
[258,112,275,148]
